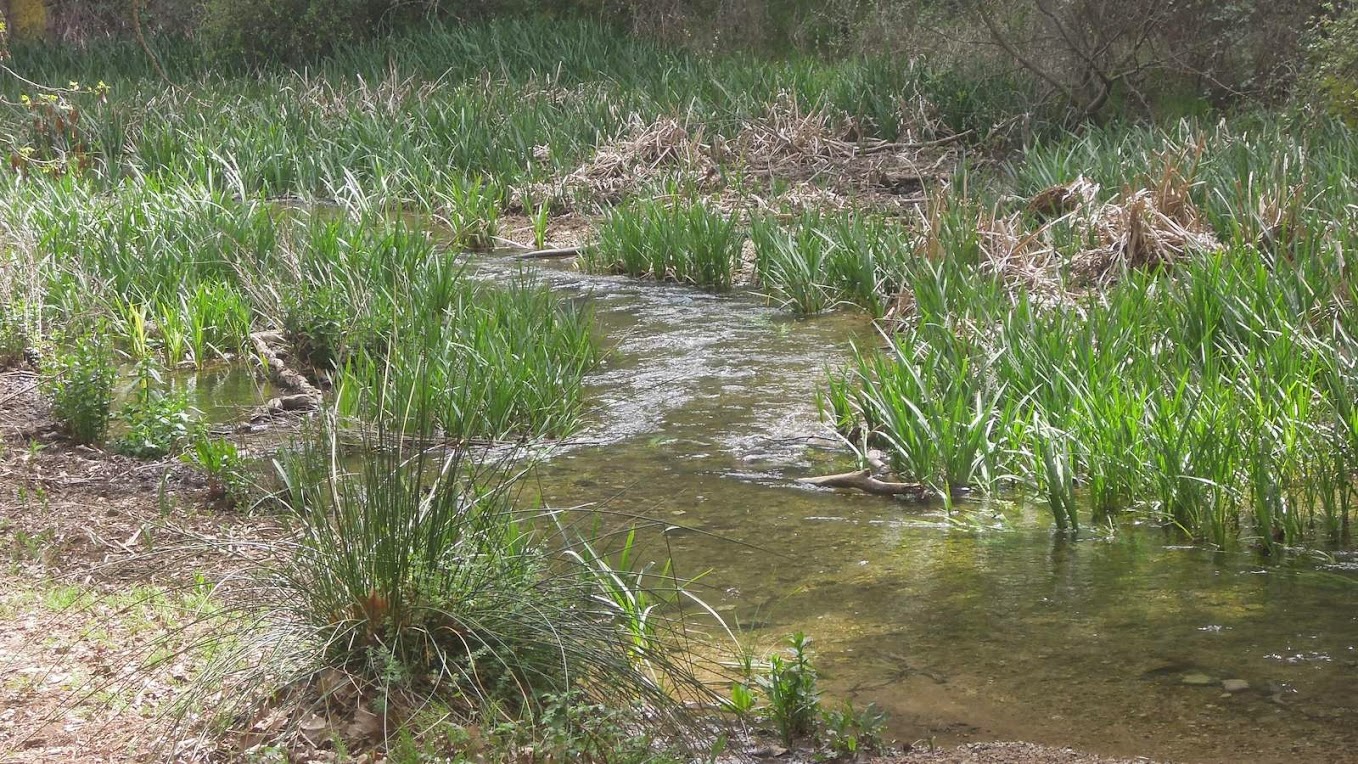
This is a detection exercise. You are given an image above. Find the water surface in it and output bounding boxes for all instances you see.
[485,256,1358,764]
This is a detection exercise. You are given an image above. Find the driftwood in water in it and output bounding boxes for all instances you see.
[250,331,321,415]
[797,469,927,498]
[513,246,584,261]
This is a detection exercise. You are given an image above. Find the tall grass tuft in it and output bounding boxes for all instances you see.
[582,198,741,292]
[170,400,725,753]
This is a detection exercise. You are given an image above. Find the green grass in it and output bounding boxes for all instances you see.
[752,211,911,315]
[827,120,1358,550]
[583,197,742,292]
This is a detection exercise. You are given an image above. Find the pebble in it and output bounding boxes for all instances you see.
[1222,679,1250,693]
[1182,672,1214,686]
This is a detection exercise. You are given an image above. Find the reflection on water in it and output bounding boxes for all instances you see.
[116,364,273,425]
[486,257,1358,764]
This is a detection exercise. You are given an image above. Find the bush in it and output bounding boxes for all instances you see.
[282,286,392,372]
[41,332,116,445]
[1306,4,1358,123]
[112,360,193,459]
[0,302,34,370]
[197,0,438,66]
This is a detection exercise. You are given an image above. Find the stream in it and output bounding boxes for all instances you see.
[488,256,1358,764]
[184,250,1358,763]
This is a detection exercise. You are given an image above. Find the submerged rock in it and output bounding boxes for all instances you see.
[1222,679,1250,693]
[1182,672,1214,686]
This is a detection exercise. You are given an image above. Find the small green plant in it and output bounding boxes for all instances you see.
[113,360,194,459]
[41,333,116,445]
[533,202,550,250]
[822,701,888,757]
[182,433,249,508]
[758,632,820,747]
[0,301,32,369]
[727,680,758,715]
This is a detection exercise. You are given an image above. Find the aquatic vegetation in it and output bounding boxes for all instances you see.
[2,177,597,443]
[337,277,598,441]
[584,197,741,292]
[829,122,1358,549]
[753,211,912,315]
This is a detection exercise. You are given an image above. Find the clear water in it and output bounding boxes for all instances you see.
[480,256,1358,764]
[114,364,273,424]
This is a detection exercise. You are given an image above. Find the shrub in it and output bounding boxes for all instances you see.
[282,286,390,373]
[1306,3,1358,123]
[197,0,440,66]
[7,84,107,177]
[41,332,116,445]
[283,288,346,372]
[0,302,33,369]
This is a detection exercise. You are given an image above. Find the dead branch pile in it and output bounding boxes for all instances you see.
[550,115,718,204]
[977,161,1220,297]
[723,93,868,171]
[1071,187,1220,285]
[525,92,962,211]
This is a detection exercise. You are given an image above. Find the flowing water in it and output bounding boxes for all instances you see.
[480,256,1358,764]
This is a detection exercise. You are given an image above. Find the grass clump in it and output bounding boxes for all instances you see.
[190,406,718,757]
[752,212,911,316]
[583,198,742,292]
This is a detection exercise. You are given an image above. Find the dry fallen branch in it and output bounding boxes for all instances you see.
[512,246,584,261]
[797,469,928,498]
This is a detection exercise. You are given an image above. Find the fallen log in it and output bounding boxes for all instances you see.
[513,245,584,260]
[797,469,927,498]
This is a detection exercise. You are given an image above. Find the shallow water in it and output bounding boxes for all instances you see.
[114,364,273,424]
[479,256,1358,764]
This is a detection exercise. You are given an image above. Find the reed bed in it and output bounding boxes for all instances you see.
[6,15,1358,554]
[583,197,742,291]
[0,178,595,441]
[827,122,1358,552]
